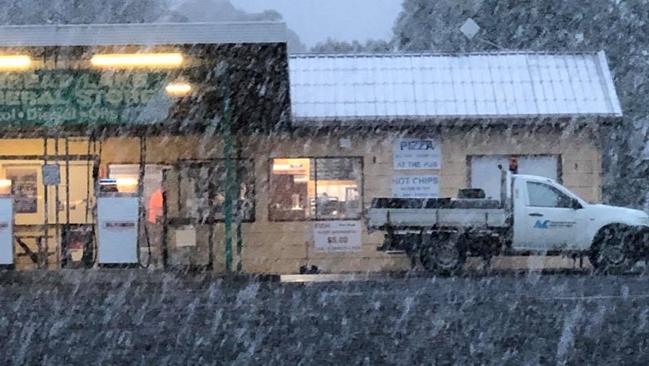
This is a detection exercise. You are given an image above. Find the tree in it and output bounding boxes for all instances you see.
[393,0,480,52]
[0,0,182,24]
[392,0,649,207]
[174,0,306,53]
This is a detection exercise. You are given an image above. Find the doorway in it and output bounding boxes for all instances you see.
[161,159,254,271]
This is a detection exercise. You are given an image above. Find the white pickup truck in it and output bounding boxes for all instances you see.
[367,170,649,274]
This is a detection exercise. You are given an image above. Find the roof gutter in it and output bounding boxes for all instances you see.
[0,22,288,46]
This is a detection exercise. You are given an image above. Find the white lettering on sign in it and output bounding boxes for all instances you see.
[0,71,168,125]
[313,221,362,252]
[392,175,439,198]
[393,138,441,170]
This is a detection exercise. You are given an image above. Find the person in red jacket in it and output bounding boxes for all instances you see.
[147,188,164,224]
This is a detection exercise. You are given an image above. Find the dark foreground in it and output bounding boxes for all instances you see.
[2,271,649,365]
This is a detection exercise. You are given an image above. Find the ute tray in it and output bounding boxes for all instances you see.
[371,197,501,210]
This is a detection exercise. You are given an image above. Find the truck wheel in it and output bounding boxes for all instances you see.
[420,233,466,275]
[589,226,636,274]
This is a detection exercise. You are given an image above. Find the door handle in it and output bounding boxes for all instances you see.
[529,213,543,217]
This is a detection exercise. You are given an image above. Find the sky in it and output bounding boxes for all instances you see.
[230,0,404,46]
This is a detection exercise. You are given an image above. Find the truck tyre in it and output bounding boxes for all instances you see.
[589,226,636,274]
[419,232,466,276]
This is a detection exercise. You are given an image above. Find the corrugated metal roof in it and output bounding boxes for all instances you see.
[0,22,287,46]
[289,51,622,123]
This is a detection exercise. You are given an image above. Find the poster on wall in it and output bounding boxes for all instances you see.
[6,168,38,213]
[393,138,441,170]
[313,221,362,252]
[392,175,439,198]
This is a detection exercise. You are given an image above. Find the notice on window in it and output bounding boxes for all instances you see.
[393,138,441,170]
[42,164,61,186]
[175,227,197,248]
[313,221,361,252]
[392,175,439,198]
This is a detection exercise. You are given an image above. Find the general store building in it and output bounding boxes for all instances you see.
[0,23,622,273]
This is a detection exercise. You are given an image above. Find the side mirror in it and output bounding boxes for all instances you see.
[571,198,582,210]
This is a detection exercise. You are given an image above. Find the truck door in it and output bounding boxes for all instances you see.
[513,179,578,250]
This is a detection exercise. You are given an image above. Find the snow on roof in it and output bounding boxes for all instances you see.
[0,22,287,46]
[289,51,622,124]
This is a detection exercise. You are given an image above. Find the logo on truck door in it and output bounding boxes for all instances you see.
[534,220,575,229]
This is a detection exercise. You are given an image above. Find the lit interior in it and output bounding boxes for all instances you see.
[90,53,184,69]
[0,179,11,195]
[0,55,32,71]
[116,178,138,193]
[271,158,360,219]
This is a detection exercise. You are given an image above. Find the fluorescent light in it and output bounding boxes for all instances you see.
[0,55,31,70]
[165,82,192,97]
[91,53,184,69]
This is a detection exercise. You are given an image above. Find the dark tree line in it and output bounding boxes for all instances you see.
[310,39,393,53]
[0,0,178,24]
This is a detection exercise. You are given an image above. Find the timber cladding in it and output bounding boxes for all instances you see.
[104,127,602,274]
[0,125,601,273]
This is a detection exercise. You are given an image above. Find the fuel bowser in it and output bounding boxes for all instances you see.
[0,179,13,269]
[96,178,139,267]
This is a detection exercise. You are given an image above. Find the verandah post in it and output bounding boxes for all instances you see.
[221,63,233,273]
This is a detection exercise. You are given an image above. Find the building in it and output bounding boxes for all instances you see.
[0,23,622,273]
[251,52,621,273]
[0,22,291,270]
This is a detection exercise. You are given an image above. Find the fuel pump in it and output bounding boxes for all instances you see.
[0,179,13,269]
[96,178,139,267]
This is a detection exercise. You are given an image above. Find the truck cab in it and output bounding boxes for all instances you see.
[512,174,649,253]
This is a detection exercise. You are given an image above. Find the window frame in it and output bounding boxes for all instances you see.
[526,181,573,208]
[268,156,364,222]
[172,158,256,224]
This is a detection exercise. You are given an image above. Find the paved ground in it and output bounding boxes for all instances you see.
[2,270,649,365]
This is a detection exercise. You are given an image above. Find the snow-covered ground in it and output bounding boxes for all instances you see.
[2,270,648,364]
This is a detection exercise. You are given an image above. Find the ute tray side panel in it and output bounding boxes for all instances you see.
[367,198,507,229]
[371,197,502,209]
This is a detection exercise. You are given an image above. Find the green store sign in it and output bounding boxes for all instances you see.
[0,70,173,126]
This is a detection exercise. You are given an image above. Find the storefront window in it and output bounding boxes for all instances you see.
[210,162,255,222]
[110,161,255,224]
[176,160,255,223]
[270,157,362,221]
